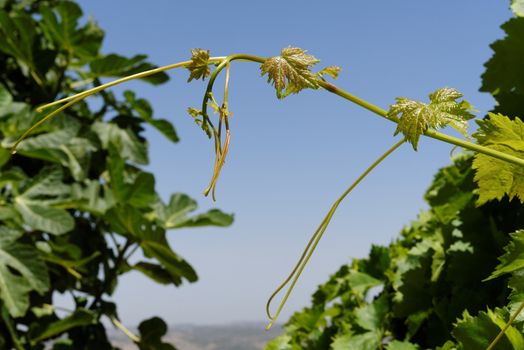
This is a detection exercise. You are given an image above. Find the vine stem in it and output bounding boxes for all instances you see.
[317,81,524,169]
[265,138,405,330]
[10,57,227,153]
[486,300,524,350]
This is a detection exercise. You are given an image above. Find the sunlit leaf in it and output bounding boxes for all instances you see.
[388,87,475,150]
[485,230,524,280]
[453,308,524,349]
[186,48,211,82]
[512,0,524,17]
[261,47,320,99]
[472,113,524,205]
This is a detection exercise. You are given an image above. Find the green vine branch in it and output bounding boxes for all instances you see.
[318,81,524,168]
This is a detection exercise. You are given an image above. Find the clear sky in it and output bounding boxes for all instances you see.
[74,0,512,326]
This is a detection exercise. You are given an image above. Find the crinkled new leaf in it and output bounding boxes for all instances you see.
[388,87,475,150]
[261,47,320,99]
[186,48,211,82]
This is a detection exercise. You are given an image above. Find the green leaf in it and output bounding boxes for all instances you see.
[151,193,233,229]
[138,317,176,350]
[0,11,36,67]
[39,2,102,60]
[513,0,524,17]
[261,47,321,99]
[127,172,156,208]
[107,205,198,284]
[14,168,74,235]
[107,151,156,208]
[388,87,475,150]
[482,17,524,93]
[124,90,179,143]
[472,113,524,205]
[132,261,180,286]
[480,18,524,116]
[507,271,524,322]
[354,295,388,331]
[14,202,74,235]
[29,308,96,344]
[332,331,381,350]
[0,83,12,109]
[70,180,115,215]
[0,226,50,317]
[264,335,293,350]
[485,230,524,280]
[89,54,169,85]
[386,341,419,350]
[93,121,148,164]
[186,48,211,82]
[347,271,382,295]
[453,308,524,350]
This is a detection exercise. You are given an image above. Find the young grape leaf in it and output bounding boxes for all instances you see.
[472,113,524,205]
[261,47,320,99]
[484,230,524,280]
[452,308,524,349]
[505,271,524,323]
[388,87,475,150]
[186,48,211,82]
[318,66,342,79]
[386,341,420,350]
[187,107,212,138]
[264,335,293,350]
[512,0,524,17]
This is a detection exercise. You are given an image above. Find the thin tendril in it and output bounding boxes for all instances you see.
[204,62,232,200]
[265,138,405,330]
[486,300,524,350]
[11,96,84,153]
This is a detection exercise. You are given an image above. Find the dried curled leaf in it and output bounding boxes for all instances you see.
[261,47,320,99]
[388,87,475,150]
[186,48,211,82]
[472,113,524,205]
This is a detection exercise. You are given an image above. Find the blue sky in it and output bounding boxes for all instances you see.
[74,0,513,325]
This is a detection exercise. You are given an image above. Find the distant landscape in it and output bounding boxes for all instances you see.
[109,323,282,350]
